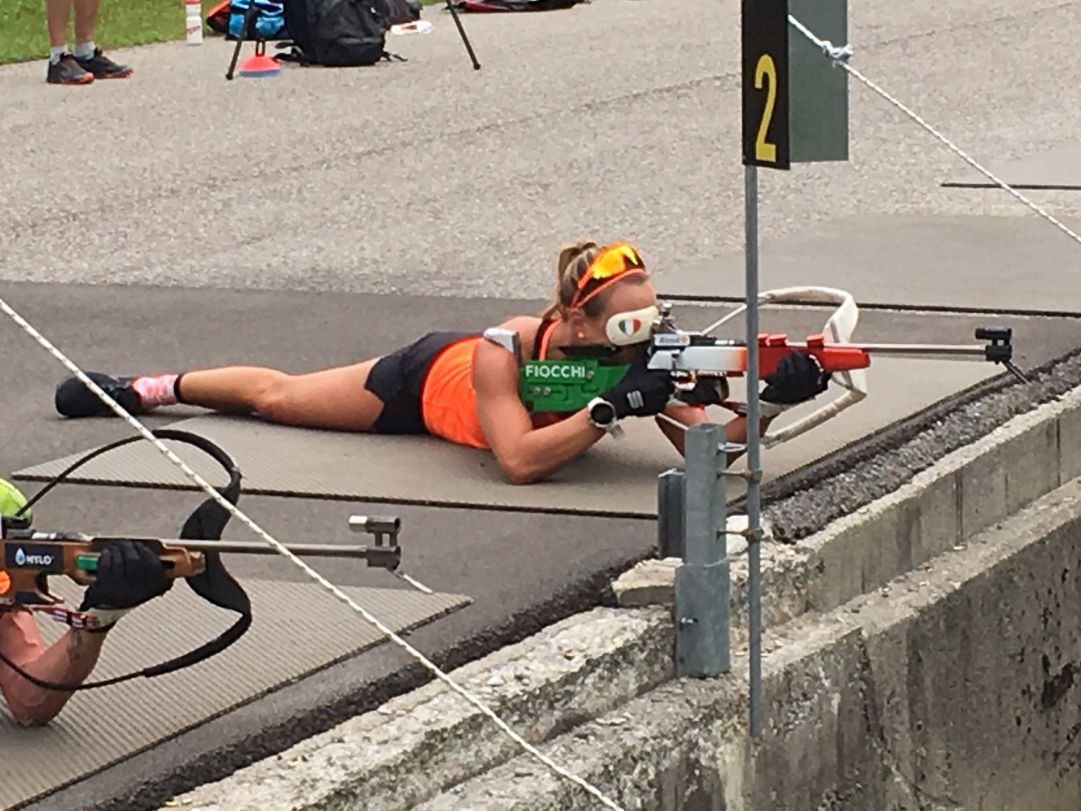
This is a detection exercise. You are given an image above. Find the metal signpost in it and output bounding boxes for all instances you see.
[739,0,849,737]
[664,0,850,735]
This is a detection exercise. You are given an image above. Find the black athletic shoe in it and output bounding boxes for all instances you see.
[74,48,133,79]
[46,54,94,85]
[55,372,147,418]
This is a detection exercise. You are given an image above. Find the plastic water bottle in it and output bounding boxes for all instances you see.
[185,0,203,45]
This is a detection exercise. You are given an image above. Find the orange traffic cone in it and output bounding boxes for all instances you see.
[238,41,280,77]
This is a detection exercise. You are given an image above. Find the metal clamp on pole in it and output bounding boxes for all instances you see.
[673,423,731,677]
[348,515,403,571]
[657,468,686,559]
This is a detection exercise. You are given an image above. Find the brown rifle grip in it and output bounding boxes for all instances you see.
[158,549,206,579]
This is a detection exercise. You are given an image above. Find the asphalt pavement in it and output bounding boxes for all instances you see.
[3,0,1081,806]
[2,0,1081,301]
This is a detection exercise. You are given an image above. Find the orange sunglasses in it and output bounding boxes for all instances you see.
[569,242,648,309]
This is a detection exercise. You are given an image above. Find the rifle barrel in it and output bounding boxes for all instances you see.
[843,342,988,357]
[175,541,385,557]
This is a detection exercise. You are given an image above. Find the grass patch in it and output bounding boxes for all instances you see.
[0,0,220,66]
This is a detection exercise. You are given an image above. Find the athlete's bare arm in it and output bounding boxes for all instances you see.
[0,611,107,726]
[473,317,610,484]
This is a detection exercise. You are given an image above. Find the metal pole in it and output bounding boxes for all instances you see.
[744,163,764,738]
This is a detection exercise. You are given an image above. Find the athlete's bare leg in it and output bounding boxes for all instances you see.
[174,361,386,431]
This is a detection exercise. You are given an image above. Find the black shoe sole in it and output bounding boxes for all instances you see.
[55,372,145,418]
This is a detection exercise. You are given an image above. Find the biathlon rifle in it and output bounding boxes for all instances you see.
[518,286,1027,447]
[0,428,403,692]
[0,516,402,624]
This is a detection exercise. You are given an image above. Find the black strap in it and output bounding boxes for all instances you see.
[0,429,252,691]
[273,43,312,65]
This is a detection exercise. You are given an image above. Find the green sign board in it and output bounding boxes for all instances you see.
[789,0,848,163]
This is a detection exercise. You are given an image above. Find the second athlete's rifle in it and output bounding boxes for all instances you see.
[0,515,402,625]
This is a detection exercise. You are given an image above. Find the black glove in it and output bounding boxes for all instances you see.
[673,375,728,407]
[78,541,171,630]
[761,351,830,406]
[601,351,676,419]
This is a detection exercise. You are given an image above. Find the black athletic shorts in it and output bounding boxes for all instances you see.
[364,331,477,434]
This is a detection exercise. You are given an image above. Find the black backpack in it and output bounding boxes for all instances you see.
[278,0,419,67]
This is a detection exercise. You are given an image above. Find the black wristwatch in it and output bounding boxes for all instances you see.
[587,397,619,431]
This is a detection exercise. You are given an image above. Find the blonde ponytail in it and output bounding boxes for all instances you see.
[541,239,600,320]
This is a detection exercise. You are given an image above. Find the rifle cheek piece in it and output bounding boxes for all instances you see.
[604,304,658,346]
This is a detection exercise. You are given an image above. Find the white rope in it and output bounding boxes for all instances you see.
[392,569,435,594]
[787,14,1081,251]
[0,293,623,811]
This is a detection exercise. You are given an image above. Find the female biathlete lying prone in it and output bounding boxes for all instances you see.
[53,240,830,485]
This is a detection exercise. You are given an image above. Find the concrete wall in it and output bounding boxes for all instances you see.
[726,485,1081,811]
[723,384,1081,650]
[428,477,1081,810]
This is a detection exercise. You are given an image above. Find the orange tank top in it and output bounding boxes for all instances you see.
[420,321,567,449]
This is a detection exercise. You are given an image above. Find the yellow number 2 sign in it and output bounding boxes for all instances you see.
[741,0,790,169]
[753,53,778,162]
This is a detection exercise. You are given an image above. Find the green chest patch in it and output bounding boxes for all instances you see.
[519,359,629,413]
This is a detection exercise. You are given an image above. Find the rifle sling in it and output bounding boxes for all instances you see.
[0,429,253,691]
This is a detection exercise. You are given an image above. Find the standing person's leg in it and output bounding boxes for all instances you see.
[72,0,133,79]
[45,0,93,85]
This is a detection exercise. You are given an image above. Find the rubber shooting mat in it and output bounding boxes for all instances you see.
[655,213,1081,313]
[13,355,997,518]
[0,577,470,809]
[941,141,1081,190]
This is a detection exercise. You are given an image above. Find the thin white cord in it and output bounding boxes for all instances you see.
[393,570,435,594]
[700,305,746,337]
[0,293,623,811]
[788,14,1081,250]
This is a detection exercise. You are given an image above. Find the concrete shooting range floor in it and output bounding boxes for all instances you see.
[0,579,470,811]
[655,212,1081,313]
[940,140,1081,190]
